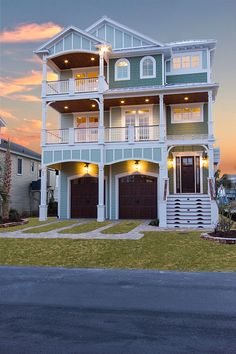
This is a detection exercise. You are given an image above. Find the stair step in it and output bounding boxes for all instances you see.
[167,224,212,229]
[167,215,211,221]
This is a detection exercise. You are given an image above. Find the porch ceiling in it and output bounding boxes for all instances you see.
[164,92,208,104]
[50,52,100,70]
[104,96,159,108]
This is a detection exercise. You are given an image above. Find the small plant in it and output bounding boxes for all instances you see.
[215,204,234,235]
[149,218,159,227]
[9,209,21,222]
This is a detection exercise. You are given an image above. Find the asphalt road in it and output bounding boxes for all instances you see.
[0,267,236,354]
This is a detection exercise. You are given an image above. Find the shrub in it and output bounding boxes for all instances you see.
[215,204,234,234]
[9,209,21,222]
[149,218,159,227]
[48,200,58,216]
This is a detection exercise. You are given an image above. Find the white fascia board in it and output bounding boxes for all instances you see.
[168,40,217,51]
[86,16,163,47]
[109,46,171,58]
[35,25,109,54]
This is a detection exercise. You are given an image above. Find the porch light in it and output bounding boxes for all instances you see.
[184,96,189,101]
[91,104,96,108]
[134,160,140,173]
[84,163,90,174]
[168,156,174,168]
[145,99,149,102]
[202,151,208,167]
[120,100,125,104]
[64,59,69,64]
[91,57,95,61]
[64,106,69,110]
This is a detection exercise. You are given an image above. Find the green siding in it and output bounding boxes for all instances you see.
[166,72,207,84]
[110,107,121,127]
[109,54,162,89]
[166,104,208,136]
[61,113,73,129]
[60,70,73,80]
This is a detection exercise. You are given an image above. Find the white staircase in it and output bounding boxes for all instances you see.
[167,194,212,228]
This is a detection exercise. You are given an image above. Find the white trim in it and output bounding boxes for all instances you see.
[58,171,61,218]
[140,56,156,79]
[73,111,99,127]
[121,104,154,127]
[172,151,204,194]
[115,170,159,220]
[169,50,204,75]
[67,173,108,219]
[114,58,130,81]
[109,164,112,219]
[17,157,23,176]
[170,103,204,124]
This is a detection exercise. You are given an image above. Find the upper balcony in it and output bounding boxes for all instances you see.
[46,77,99,95]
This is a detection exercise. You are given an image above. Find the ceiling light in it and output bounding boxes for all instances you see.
[120,100,125,104]
[145,99,149,102]
[184,96,189,101]
[91,104,96,108]
[91,57,95,61]
[64,106,68,109]
[64,59,69,64]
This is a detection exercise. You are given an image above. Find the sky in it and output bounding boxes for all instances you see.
[0,0,235,174]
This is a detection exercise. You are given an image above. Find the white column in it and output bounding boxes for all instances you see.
[208,91,214,140]
[159,94,165,142]
[207,144,219,227]
[98,96,104,144]
[41,55,47,97]
[97,164,105,222]
[208,144,214,179]
[39,165,48,221]
[158,147,168,227]
[41,100,47,146]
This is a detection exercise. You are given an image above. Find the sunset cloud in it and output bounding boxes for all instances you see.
[0,22,63,43]
[11,94,41,102]
[0,109,17,120]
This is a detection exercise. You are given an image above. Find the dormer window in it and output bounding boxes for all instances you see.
[115,58,130,81]
[172,52,201,72]
[140,56,156,79]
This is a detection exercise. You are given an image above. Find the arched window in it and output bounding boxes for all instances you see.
[140,56,156,78]
[115,58,130,81]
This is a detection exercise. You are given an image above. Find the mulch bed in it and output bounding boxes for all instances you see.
[0,219,28,228]
[201,230,236,244]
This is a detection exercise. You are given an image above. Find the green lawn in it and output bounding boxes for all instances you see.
[0,217,56,233]
[59,221,111,234]
[0,231,235,271]
[101,221,141,234]
[24,220,78,233]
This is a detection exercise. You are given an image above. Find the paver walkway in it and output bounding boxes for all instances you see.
[0,220,213,239]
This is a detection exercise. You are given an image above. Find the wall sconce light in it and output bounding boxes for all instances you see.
[84,163,89,174]
[168,156,174,168]
[202,151,208,167]
[134,160,140,173]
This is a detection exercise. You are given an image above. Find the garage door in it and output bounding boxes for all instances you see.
[119,174,157,219]
[71,177,98,218]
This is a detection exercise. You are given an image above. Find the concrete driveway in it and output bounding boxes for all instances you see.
[0,267,236,354]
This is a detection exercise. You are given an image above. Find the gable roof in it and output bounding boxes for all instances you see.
[35,25,108,54]
[0,139,41,161]
[86,16,163,49]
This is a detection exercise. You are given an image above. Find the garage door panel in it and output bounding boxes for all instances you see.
[119,174,157,219]
[71,177,98,218]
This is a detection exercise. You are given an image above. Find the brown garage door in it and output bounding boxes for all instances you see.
[119,174,157,219]
[71,177,98,218]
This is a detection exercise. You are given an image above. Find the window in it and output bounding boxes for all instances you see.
[124,108,152,140]
[115,58,130,81]
[171,104,203,123]
[74,114,99,142]
[31,161,35,173]
[172,53,201,71]
[140,56,156,78]
[17,158,23,175]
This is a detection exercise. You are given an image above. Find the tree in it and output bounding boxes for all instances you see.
[1,143,12,220]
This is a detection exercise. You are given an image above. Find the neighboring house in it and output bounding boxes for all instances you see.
[222,174,236,201]
[0,139,41,215]
[0,118,6,134]
[35,16,220,228]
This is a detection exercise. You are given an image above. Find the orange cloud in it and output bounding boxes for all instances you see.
[0,22,63,43]
[11,94,41,102]
[0,109,17,120]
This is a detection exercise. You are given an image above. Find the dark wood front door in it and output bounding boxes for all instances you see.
[119,174,157,219]
[181,157,195,193]
[71,177,98,218]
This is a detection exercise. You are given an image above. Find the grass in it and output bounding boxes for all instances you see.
[59,221,111,234]
[23,220,77,233]
[0,217,56,233]
[101,220,141,234]
[0,231,236,271]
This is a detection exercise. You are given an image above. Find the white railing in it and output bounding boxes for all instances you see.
[46,78,99,95]
[44,126,159,145]
[74,127,98,143]
[46,129,69,144]
[75,78,98,93]
[46,80,69,95]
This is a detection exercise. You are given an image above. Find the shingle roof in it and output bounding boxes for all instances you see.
[0,138,41,161]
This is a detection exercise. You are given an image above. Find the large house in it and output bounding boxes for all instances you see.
[35,16,220,228]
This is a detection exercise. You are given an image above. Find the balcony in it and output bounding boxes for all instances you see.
[44,125,159,145]
[46,78,99,96]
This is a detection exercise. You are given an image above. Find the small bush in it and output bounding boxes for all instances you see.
[149,218,159,227]
[48,200,58,216]
[9,209,21,222]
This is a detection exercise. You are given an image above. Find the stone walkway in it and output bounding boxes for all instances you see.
[0,219,213,240]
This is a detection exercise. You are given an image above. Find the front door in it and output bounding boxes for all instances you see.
[181,157,195,193]
[71,177,98,218]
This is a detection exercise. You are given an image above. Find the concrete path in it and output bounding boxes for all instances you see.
[0,266,236,354]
